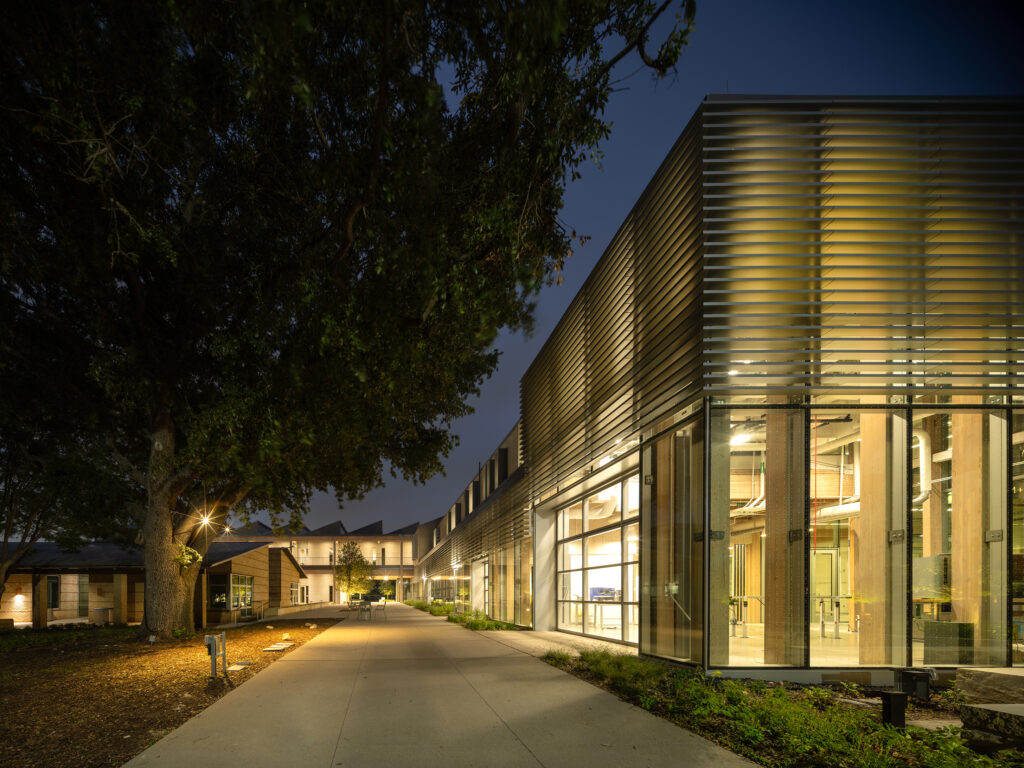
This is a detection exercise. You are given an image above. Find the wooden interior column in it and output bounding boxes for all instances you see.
[920,412,945,558]
[855,409,894,665]
[708,415,731,665]
[764,408,805,666]
[950,396,1005,664]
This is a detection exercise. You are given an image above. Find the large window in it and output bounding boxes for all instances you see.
[46,575,60,610]
[695,401,1011,670]
[231,574,254,617]
[910,405,1007,667]
[641,418,703,663]
[557,476,639,642]
[709,406,909,668]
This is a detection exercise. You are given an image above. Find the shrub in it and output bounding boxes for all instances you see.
[541,651,1024,768]
[446,609,515,630]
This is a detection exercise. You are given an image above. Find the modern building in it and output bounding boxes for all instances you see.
[413,96,1024,684]
[219,518,418,603]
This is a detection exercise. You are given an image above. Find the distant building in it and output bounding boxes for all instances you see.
[219,518,418,603]
[1,540,307,629]
[414,96,1024,684]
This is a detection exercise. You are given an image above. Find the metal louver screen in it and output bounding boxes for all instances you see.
[521,118,705,498]
[521,97,1023,500]
[701,97,1024,397]
[417,472,531,578]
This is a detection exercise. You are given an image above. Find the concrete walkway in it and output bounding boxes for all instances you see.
[125,603,753,768]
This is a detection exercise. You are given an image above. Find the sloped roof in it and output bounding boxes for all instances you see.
[204,541,269,567]
[226,520,313,536]
[308,520,348,536]
[228,521,274,536]
[11,541,144,571]
[347,520,383,536]
[273,546,308,579]
[388,522,419,535]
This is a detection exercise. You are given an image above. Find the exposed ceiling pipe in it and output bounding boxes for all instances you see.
[734,425,936,520]
[911,429,932,505]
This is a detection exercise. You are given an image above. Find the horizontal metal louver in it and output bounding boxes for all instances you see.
[521,119,706,498]
[416,472,531,578]
[700,97,1024,397]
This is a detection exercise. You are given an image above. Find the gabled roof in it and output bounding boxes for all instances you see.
[228,521,274,536]
[308,520,348,536]
[204,541,269,567]
[226,520,313,536]
[273,547,308,579]
[388,522,419,535]
[11,541,144,571]
[347,520,383,536]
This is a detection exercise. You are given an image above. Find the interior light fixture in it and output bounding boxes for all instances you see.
[730,432,751,446]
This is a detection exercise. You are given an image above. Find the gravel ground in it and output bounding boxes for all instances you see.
[0,618,336,768]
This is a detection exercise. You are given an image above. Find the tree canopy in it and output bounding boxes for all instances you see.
[334,542,374,599]
[0,0,695,636]
[0,357,135,599]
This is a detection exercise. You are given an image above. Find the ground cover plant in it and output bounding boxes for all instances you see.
[403,600,515,629]
[404,599,453,616]
[447,609,516,631]
[542,650,1022,768]
[0,619,328,768]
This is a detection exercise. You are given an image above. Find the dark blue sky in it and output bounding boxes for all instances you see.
[296,0,1022,533]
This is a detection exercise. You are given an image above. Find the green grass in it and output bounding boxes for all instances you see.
[0,624,137,653]
[542,649,1022,768]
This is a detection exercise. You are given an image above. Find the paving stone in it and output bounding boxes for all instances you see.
[956,668,1024,704]
[961,703,1024,739]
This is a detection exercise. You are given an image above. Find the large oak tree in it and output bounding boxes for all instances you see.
[0,0,694,637]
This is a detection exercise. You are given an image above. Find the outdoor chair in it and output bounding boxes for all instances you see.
[373,602,387,621]
[358,602,372,621]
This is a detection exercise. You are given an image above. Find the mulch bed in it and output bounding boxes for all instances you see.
[0,618,337,768]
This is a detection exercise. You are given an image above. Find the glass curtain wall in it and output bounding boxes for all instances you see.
[430,575,453,604]
[807,409,907,667]
[488,543,515,623]
[696,401,1009,669]
[911,405,1007,667]
[454,565,469,614]
[556,476,639,642]
[710,407,807,667]
[641,418,704,663]
[515,537,533,627]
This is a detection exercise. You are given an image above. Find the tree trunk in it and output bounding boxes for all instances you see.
[139,417,202,639]
[140,498,202,637]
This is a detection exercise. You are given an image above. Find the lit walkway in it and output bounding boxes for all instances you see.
[125,603,752,768]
